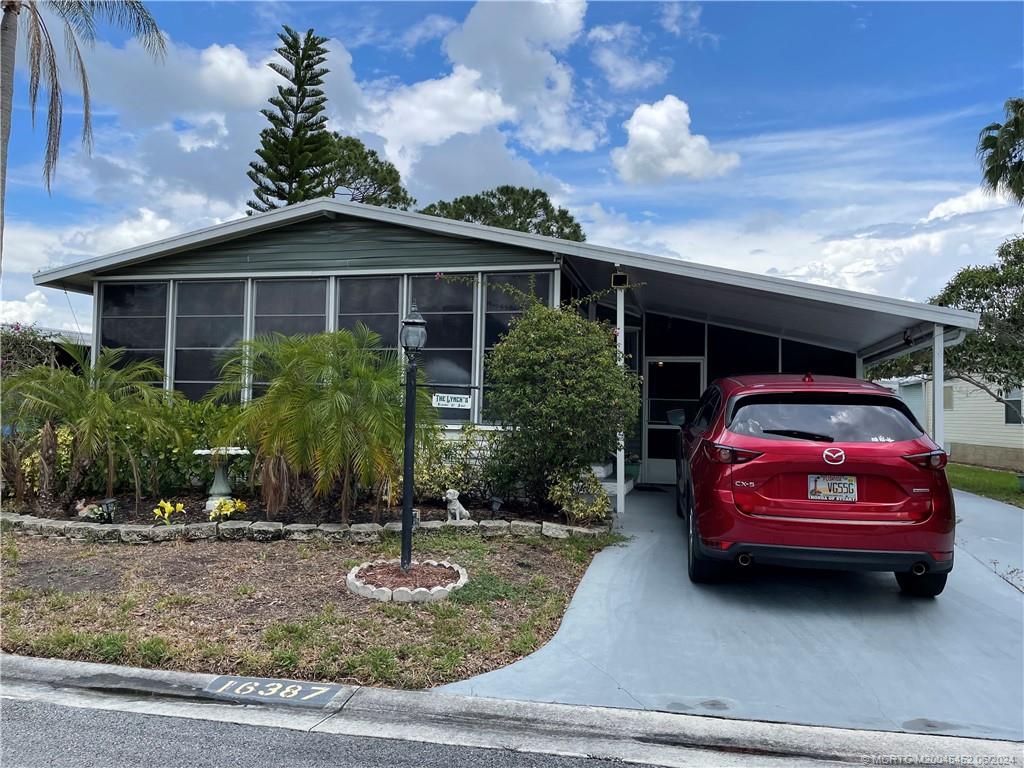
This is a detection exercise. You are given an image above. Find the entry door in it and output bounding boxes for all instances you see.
[643,358,704,484]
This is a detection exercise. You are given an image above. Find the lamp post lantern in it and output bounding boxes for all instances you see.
[399,302,427,572]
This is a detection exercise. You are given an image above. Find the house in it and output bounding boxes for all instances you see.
[880,377,1023,471]
[32,199,980,511]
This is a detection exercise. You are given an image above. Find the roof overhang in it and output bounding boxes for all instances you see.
[33,198,979,359]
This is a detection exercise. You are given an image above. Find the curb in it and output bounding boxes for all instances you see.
[1,654,1019,767]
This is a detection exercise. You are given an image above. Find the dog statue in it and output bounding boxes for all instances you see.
[445,489,471,522]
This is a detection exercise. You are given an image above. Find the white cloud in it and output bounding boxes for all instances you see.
[369,66,515,175]
[49,37,278,126]
[0,290,56,326]
[399,14,458,51]
[4,208,178,278]
[587,23,670,91]
[922,186,1010,222]
[443,0,600,153]
[611,95,740,183]
[408,128,559,204]
[576,192,1021,302]
[659,3,718,46]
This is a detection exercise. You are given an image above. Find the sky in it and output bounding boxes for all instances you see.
[2,0,1022,334]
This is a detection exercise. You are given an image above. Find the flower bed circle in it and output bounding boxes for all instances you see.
[346,558,468,603]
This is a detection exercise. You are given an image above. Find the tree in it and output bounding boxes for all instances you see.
[323,134,415,209]
[0,1,165,266]
[7,345,179,511]
[486,296,640,506]
[247,26,333,214]
[869,235,1024,419]
[212,327,436,523]
[420,186,586,241]
[978,97,1024,206]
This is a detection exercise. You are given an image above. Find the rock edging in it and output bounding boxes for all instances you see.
[0,511,610,546]
[345,559,469,603]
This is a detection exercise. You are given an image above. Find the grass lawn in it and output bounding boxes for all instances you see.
[946,463,1024,509]
[0,530,622,688]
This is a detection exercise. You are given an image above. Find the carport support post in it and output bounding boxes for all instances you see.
[615,271,626,515]
[932,324,945,450]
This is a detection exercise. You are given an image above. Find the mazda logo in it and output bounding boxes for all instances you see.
[823,448,846,465]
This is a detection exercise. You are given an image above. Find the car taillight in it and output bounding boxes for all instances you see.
[903,450,948,470]
[704,442,762,464]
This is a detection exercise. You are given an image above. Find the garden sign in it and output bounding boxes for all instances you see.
[431,393,471,410]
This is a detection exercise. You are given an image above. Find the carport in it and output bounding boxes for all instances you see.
[556,245,979,511]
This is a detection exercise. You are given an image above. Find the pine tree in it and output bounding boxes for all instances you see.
[246,26,333,213]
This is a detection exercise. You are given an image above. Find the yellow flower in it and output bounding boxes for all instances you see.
[235,500,247,512]
[174,503,185,514]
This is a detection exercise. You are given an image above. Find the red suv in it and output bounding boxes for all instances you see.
[671,374,954,597]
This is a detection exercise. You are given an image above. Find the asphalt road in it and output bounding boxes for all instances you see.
[0,699,634,768]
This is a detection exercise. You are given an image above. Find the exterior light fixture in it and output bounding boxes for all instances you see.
[400,302,427,353]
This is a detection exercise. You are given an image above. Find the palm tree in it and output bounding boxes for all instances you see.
[0,1,165,265]
[7,344,178,511]
[213,327,437,523]
[978,97,1024,206]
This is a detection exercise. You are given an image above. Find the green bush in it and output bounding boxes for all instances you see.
[547,469,611,526]
[6,381,246,503]
[415,424,490,505]
[486,301,640,506]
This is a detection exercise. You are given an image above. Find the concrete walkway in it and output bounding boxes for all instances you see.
[441,489,1024,741]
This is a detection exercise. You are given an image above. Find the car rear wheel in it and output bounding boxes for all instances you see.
[675,480,685,518]
[687,493,723,584]
[895,571,947,597]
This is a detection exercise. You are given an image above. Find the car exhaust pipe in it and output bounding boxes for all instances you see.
[737,553,753,567]
[911,562,928,576]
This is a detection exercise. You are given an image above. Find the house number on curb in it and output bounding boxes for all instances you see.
[203,676,344,708]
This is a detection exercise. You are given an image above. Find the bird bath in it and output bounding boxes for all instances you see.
[193,447,250,510]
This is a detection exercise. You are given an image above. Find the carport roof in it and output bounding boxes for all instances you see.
[33,198,978,362]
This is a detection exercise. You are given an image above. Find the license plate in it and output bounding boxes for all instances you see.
[808,474,857,502]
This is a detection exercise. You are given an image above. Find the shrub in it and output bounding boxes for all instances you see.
[0,323,59,376]
[547,469,611,525]
[486,301,640,505]
[415,425,489,505]
[6,346,179,509]
[18,425,73,494]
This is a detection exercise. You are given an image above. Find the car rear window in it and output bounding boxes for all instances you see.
[727,393,923,443]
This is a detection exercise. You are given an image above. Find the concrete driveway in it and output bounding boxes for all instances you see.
[441,489,1023,741]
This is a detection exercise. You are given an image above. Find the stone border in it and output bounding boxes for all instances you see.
[0,512,609,546]
[345,559,468,603]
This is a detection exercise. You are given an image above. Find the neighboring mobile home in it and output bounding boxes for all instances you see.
[880,377,1023,471]
[33,199,980,511]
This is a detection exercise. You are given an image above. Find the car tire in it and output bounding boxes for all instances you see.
[895,571,947,597]
[675,478,685,518]
[687,492,722,584]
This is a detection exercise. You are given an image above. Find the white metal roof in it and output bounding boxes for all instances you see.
[32,198,978,360]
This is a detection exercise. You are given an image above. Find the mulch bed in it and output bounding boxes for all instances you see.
[357,562,459,590]
[0,529,619,689]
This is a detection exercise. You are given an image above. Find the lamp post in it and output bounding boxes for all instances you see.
[399,302,427,572]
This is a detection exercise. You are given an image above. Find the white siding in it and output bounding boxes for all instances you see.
[922,379,1024,451]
